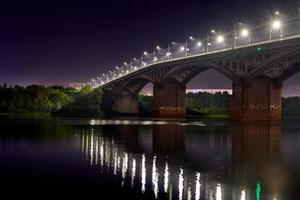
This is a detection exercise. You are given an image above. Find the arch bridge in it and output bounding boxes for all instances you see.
[97,35,300,121]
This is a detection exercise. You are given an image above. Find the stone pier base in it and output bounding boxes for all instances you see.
[230,77,282,121]
[112,93,138,114]
[152,81,186,118]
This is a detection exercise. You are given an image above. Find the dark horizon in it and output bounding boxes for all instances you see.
[1,0,300,96]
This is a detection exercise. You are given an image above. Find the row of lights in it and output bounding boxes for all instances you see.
[88,11,284,87]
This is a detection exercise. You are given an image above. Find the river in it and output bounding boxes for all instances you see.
[0,117,299,199]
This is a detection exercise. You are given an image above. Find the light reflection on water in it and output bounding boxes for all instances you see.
[1,118,300,199]
[76,120,295,200]
[79,127,211,200]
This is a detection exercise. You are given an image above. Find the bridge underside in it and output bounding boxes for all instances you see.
[108,77,283,120]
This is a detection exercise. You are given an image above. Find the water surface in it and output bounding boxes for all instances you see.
[0,117,300,199]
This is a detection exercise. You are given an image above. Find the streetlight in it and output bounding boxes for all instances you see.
[240,28,250,44]
[270,11,283,40]
[180,46,185,52]
[141,52,148,67]
[234,23,250,47]
[167,45,171,60]
[270,20,283,40]
[216,35,225,48]
[207,29,215,52]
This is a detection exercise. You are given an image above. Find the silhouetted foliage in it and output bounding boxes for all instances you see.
[186,91,231,115]
[282,96,300,118]
[0,85,73,114]
[54,86,103,116]
[0,84,103,116]
[138,95,153,116]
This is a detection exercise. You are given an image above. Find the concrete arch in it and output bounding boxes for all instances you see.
[275,62,300,82]
[244,50,300,83]
[182,66,236,85]
[159,62,237,85]
[119,75,154,95]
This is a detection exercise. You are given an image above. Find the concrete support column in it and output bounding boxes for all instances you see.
[230,77,282,121]
[152,81,186,118]
[112,93,138,114]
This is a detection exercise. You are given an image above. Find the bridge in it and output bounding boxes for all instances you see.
[88,16,300,120]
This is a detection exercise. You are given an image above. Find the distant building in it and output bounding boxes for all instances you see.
[186,89,232,95]
[69,83,86,90]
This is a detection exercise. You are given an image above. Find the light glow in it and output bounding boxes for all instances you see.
[216,183,222,200]
[217,35,224,43]
[241,29,249,37]
[272,20,282,29]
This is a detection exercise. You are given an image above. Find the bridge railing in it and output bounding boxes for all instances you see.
[87,13,300,88]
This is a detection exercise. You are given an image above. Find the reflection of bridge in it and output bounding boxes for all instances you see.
[78,120,288,199]
[91,19,300,120]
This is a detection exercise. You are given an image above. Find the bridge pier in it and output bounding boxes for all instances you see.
[112,93,138,114]
[230,77,282,121]
[152,81,186,118]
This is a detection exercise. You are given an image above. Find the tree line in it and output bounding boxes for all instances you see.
[0,84,300,118]
[0,84,102,116]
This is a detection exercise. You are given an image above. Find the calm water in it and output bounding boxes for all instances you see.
[0,117,300,199]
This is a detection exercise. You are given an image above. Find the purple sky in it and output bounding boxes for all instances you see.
[1,0,300,96]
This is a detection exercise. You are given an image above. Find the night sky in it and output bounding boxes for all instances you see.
[1,0,300,96]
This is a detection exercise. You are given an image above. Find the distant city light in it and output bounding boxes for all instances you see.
[180,46,185,51]
[197,42,202,46]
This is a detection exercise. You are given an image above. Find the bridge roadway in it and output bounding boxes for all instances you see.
[100,35,300,120]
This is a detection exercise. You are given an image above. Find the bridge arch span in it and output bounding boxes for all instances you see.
[244,50,300,84]
[119,75,154,96]
[159,63,238,85]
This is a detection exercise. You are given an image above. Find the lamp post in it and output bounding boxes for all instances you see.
[207,29,214,52]
[217,35,225,48]
[241,29,250,44]
[270,20,282,40]
[185,39,188,56]
[234,24,238,48]
[270,11,283,40]
[167,45,170,60]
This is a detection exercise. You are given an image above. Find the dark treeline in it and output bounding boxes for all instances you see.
[186,92,231,117]
[1,84,300,118]
[0,84,102,116]
[282,97,300,118]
